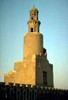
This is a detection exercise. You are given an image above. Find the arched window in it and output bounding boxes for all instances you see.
[31,28,33,32]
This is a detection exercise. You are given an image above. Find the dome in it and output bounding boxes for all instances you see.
[30,7,38,12]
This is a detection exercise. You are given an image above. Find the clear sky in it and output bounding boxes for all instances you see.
[0,0,68,89]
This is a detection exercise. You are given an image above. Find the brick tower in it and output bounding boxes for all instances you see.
[4,7,53,87]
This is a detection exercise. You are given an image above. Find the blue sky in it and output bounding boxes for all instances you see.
[0,0,68,89]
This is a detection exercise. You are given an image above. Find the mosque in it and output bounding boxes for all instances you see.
[4,7,53,87]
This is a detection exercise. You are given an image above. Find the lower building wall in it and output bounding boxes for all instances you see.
[4,54,53,87]
[0,82,68,100]
[4,58,36,85]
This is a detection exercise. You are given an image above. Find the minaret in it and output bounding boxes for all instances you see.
[28,7,40,32]
[24,7,43,59]
[4,7,53,87]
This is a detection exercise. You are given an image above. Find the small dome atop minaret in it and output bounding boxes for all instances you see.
[30,6,38,13]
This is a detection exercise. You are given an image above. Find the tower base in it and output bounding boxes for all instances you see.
[4,53,53,87]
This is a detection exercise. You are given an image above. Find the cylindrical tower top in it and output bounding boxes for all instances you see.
[29,7,38,20]
[27,7,40,33]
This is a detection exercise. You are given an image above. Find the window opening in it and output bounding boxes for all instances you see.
[31,28,33,32]
[43,71,47,85]
[31,17,33,20]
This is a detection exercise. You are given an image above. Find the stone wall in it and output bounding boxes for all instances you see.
[0,82,68,100]
[4,58,36,85]
[36,54,53,87]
